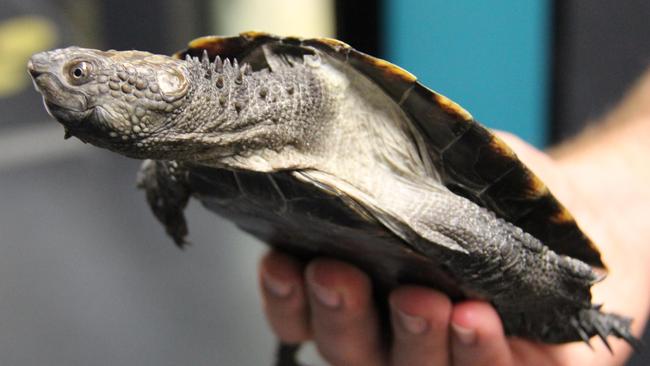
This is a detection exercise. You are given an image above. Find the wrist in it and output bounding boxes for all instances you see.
[553,117,650,226]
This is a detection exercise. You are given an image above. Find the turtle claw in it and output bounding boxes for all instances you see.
[571,316,593,348]
[615,329,644,351]
[593,321,613,353]
[173,235,190,250]
[572,307,640,352]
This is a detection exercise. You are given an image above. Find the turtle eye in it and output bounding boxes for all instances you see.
[68,61,93,85]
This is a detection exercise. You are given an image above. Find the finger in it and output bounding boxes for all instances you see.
[450,301,514,366]
[258,250,310,343]
[389,286,452,366]
[306,259,386,366]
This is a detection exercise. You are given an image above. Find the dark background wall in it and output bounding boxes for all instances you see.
[551,0,650,142]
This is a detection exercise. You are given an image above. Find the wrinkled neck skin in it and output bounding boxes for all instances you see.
[164,56,433,192]
[150,56,333,171]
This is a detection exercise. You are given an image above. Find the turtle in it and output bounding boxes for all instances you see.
[28,31,638,365]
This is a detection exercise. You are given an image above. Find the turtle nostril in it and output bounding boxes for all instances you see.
[28,68,43,78]
[27,60,43,78]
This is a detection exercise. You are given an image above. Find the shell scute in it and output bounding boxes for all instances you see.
[182,35,249,60]
[433,93,473,121]
[310,37,351,51]
[441,123,518,193]
[347,51,416,101]
[400,83,472,152]
[480,165,548,220]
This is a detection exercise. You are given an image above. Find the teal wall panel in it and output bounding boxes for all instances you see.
[385,1,551,147]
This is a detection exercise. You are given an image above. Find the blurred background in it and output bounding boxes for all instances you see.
[1,0,650,364]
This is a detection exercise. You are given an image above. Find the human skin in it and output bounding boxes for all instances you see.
[257,71,650,365]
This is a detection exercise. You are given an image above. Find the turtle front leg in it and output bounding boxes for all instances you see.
[137,160,191,247]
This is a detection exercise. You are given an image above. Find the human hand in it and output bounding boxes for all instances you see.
[258,131,649,366]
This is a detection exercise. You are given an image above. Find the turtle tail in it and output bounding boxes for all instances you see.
[571,307,642,352]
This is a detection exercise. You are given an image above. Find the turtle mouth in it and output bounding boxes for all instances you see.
[43,101,92,124]
[32,73,89,113]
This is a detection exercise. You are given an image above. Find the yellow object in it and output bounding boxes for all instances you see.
[211,0,334,38]
[0,16,58,98]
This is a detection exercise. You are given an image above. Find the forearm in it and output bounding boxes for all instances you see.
[552,75,650,259]
[554,120,650,253]
[552,68,650,188]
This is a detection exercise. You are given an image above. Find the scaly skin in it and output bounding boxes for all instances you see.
[28,47,330,165]
[28,46,638,365]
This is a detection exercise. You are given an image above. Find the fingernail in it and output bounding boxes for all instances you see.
[451,323,477,345]
[309,281,341,309]
[262,272,293,298]
[396,310,428,334]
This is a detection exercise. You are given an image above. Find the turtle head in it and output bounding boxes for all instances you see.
[28,47,190,158]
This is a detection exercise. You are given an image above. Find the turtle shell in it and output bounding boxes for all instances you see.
[176,31,604,269]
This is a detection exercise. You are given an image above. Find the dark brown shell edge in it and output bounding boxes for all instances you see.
[176,31,605,269]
